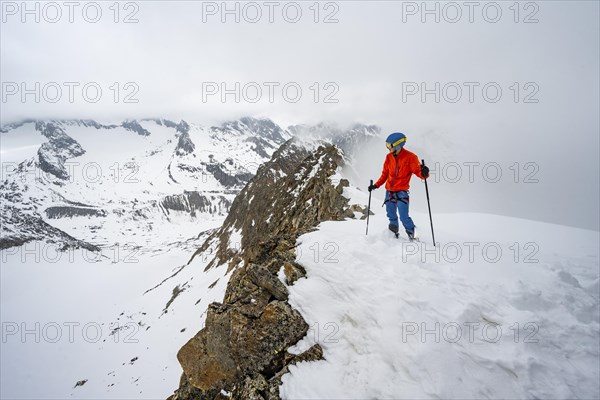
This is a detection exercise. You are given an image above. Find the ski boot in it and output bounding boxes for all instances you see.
[406,228,418,241]
[389,224,400,239]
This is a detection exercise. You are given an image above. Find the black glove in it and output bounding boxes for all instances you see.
[368,183,378,192]
[421,165,430,178]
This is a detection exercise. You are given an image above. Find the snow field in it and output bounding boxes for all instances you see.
[1,219,231,399]
[282,206,599,399]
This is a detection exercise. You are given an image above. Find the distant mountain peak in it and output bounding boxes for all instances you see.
[34,121,85,180]
[121,120,151,136]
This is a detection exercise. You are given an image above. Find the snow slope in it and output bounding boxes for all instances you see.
[282,189,599,399]
[0,117,291,399]
[3,120,596,399]
[0,222,233,399]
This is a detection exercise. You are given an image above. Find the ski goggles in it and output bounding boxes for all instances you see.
[386,137,406,150]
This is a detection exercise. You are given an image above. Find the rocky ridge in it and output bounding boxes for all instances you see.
[169,139,364,399]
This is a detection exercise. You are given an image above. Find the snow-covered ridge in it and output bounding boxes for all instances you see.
[170,139,366,399]
[0,119,381,399]
[281,210,600,399]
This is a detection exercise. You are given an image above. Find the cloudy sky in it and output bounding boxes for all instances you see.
[1,1,599,229]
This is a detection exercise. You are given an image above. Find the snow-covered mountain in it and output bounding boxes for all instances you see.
[0,117,292,250]
[0,117,380,399]
[1,118,597,400]
[0,118,379,252]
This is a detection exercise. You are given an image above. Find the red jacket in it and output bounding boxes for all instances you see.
[375,148,425,192]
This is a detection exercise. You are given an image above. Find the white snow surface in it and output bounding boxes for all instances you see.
[0,118,286,399]
[229,227,243,252]
[1,225,231,399]
[2,121,598,399]
[283,205,599,399]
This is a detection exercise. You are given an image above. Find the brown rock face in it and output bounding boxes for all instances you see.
[170,140,352,399]
[177,301,307,394]
[283,261,306,285]
[190,140,350,272]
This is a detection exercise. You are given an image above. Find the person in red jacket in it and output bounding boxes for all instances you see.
[368,132,429,240]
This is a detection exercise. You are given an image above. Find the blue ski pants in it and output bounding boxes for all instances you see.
[385,190,415,233]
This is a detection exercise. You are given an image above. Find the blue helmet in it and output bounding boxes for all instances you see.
[386,132,406,152]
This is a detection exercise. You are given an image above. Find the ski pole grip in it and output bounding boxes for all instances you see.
[421,159,426,166]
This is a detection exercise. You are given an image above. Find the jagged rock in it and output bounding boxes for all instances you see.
[205,162,253,189]
[246,264,288,301]
[264,344,324,399]
[342,208,356,219]
[177,310,238,393]
[0,204,99,251]
[172,141,350,400]
[67,119,118,129]
[232,375,267,400]
[234,301,308,377]
[346,203,367,219]
[177,301,307,396]
[162,119,178,128]
[167,373,206,400]
[245,136,272,159]
[240,117,287,143]
[283,262,306,285]
[163,284,186,314]
[35,121,85,179]
[122,120,151,136]
[264,259,284,275]
[361,208,375,220]
[176,120,190,135]
[287,344,323,365]
[350,204,364,212]
[210,117,287,143]
[45,206,107,219]
[73,379,88,388]
[175,126,195,155]
[192,140,349,272]
[223,268,270,319]
[335,178,350,193]
[160,191,231,217]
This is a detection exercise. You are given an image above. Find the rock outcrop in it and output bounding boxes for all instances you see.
[160,191,232,217]
[169,139,354,399]
[0,191,99,251]
[175,121,195,156]
[36,121,85,180]
[121,120,151,136]
[45,206,107,219]
[193,139,351,273]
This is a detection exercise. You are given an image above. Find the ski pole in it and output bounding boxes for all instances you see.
[366,179,373,235]
[422,160,436,247]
